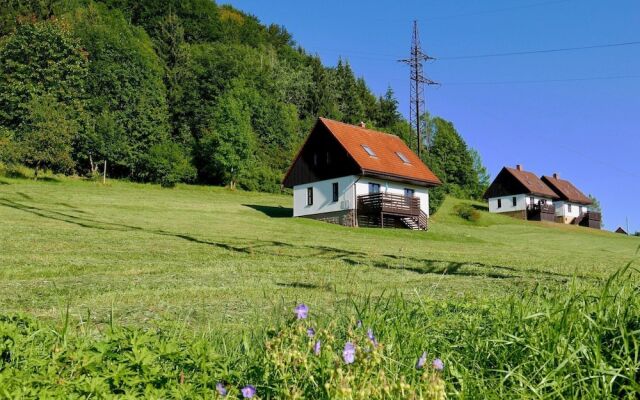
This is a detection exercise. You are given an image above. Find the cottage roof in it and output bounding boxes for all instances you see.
[503,167,559,198]
[282,118,441,187]
[541,175,592,205]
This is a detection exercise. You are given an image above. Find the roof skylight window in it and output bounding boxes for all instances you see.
[396,152,411,164]
[361,145,376,157]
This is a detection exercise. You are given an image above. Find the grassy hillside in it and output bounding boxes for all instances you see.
[0,176,636,332]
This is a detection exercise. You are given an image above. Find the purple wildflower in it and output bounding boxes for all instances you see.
[416,352,427,369]
[307,327,315,337]
[241,385,257,398]
[314,340,321,356]
[294,304,308,319]
[216,382,227,397]
[367,328,378,347]
[343,342,356,364]
[432,358,444,371]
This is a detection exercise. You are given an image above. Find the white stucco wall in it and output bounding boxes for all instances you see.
[293,176,432,218]
[488,194,527,213]
[488,194,554,213]
[293,175,357,217]
[554,201,588,219]
[354,178,430,216]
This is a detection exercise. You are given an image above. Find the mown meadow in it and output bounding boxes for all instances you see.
[1,175,639,398]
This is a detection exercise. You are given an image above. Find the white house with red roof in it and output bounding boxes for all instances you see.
[483,165,559,222]
[282,118,441,230]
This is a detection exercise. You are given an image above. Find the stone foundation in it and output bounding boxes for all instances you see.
[302,210,356,227]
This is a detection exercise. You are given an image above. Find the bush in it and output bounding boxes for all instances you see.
[139,142,196,188]
[454,203,481,222]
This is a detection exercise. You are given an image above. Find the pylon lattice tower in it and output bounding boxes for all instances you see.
[399,20,437,158]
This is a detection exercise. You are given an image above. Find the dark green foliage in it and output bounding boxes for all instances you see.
[423,115,490,213]
[69,3,170,177]
[0,127,21,165]
[18,94,77,177]
[140,142,196,188]
[453,203,481,222]
[0,0,487,193]
[0,18,87,130]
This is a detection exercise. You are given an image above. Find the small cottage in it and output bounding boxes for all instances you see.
[483,165,559,221]
[541,173,600,228]
[282,118,441,229]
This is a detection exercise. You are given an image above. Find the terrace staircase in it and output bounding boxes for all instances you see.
[357,193,429,230]
[401,210,429,231]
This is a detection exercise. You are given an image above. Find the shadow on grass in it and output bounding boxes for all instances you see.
[0,180,9,185]
[243,204,293,218]
[0,197,597,285]
[472,204,489,212]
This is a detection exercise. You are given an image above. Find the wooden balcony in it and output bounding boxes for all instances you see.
[573,211,601,229]
[357,193,428,230]
[526,203,555,222]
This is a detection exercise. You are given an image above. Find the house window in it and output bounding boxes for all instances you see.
[404,188,415,197]
[497,199,502,208]
[369,183,380,194]
[568,204,572,213]
[332,182,339,202]
[307,187,313,206]
[530,196,535,205]
[396,152,411,164]
[361,145,377,157]
[512,196,517,207]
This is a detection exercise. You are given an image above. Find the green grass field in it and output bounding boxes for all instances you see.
[0,176,637,331]
[1,176,639,398]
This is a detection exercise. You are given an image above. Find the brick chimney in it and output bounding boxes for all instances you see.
[359,121,366,128]
[516,164,523,171]
[553,173,559,179]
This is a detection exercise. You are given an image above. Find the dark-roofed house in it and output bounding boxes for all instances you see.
[541,173,600,228]
[282,118,441,230]
[615,227,628,235]
[483,165,559,221]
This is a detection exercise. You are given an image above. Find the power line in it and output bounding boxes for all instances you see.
[304,39,640,63]
[439,40,640,60]
[421,0,574,21]
[442,74,640,86]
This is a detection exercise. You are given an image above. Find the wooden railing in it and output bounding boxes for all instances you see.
[357,193,420,217]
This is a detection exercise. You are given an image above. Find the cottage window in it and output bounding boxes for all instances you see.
[369,183,380,194]
[396,152,411,164]
[332,182,339,202]
[404,188,415,197]
[307,187,313,206]
[361,145,377,157]
[497,199,502,208]
[512,196,516,207]
[568,204,572,213]
[530,196,535,205]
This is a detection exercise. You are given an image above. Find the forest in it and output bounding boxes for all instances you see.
[0,0,489,210]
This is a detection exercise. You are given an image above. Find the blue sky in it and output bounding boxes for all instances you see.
[222,0,640,232]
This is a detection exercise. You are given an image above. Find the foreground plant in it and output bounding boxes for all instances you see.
[260,306,446,399]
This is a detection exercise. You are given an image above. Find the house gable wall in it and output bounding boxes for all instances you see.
[283,123,361,188]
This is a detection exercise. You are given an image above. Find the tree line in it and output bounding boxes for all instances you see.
[0,0,488,211]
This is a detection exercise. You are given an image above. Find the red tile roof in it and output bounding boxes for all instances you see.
[504,167,559,199]
[541,175,592,205]
[319,118,441,186]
